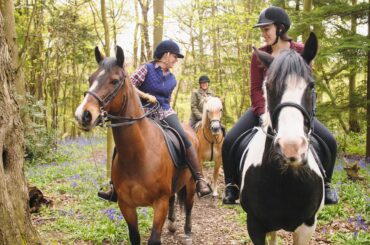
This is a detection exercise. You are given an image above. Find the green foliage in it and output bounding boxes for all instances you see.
[336,132,366,155]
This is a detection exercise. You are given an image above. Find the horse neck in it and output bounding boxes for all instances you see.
[111,84,154,155]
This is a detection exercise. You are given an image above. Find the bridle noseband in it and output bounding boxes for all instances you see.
[271,102,314,136]
[84,74,159,127]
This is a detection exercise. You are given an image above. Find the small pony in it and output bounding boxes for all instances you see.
[196,96,224,196]
[239,33,324,244]
[75,46,197,245]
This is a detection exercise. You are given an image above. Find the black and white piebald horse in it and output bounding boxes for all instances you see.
[240,33,324,245]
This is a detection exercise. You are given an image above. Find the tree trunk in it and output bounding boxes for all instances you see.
[348,0,360,132]
[101,0,113,177]
[133,0,139,67]
[366,6,370,159]
[138,0,151,61]
[0,12,40,244]
[0,0,28,122]
[153,0,164,50]
[303,0,312,40]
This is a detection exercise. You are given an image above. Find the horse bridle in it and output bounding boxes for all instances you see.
[84,75,159,127]
[267,81,317,138]
[202,119,223,145]
[271,102,314,135]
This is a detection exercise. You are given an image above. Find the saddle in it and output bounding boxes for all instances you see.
[230,127,330,182]
[154,121,187,168]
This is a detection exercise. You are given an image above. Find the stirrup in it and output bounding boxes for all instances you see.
[225,183,239,190]
[195,178,212,198]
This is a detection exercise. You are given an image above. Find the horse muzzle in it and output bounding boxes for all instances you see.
[210,120,222,135]
[274,136,308,166]
[75,104,101,131]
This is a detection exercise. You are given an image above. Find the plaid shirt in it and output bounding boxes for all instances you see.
[131,63,176,120]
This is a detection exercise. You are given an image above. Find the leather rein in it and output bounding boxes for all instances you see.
[84,75,160,127]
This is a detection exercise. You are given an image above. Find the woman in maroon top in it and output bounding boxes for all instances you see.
[222,6,338,205]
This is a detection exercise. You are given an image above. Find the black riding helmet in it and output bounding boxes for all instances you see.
[199,75,210,83]
[253,6,291,30]
[153,40,184,60]
[253,6,291,44]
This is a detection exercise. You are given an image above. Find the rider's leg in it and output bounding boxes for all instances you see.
[222,108,259,204]
[313,119,338,205]
[163,114,212,197]
[98,148,118,202]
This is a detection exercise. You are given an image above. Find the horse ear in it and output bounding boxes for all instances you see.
[116,46,125,68]
[253,47,274,68]
[301,32,318,65]
[95,46,104,64]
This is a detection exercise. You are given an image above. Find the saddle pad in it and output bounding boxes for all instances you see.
[229,128,259,180]
[155,122,187,168]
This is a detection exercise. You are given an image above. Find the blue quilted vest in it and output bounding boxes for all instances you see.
[138,62,177,110]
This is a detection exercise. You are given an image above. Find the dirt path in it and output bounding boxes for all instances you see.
[160,167,331,245]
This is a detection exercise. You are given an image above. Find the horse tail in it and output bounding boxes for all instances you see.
[176,186,187,210]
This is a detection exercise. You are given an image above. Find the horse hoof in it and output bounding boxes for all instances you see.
[167,221,176,233]
[183,234,192,245]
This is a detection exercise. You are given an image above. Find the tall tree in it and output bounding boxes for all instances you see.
[0,11,40,244]
[101,0,113,177]
[0,0,29,124]
[133,0,139,67]
[153,0,164,49]
[366,5,370,159]
[138,0,151,61]
[348,0,361,132]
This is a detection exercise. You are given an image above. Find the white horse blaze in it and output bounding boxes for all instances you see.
[74,71,105,126]
[275,75,309,162]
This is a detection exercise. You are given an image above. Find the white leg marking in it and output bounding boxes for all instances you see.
[293,220,316,245]
[267,231,277,245]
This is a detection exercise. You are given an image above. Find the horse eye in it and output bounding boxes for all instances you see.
[112,79,119,85]
[220,108,223,112]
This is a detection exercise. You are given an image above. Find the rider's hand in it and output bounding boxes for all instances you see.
[144,93,157,104]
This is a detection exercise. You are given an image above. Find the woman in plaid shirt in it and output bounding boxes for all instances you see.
[98,40,212,201]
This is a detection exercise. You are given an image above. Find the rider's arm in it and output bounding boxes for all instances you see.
[250,51,266,117]
[191,91,202,120]
[131,64,156,102]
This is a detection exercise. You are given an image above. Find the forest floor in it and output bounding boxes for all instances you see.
[159,166,333,245]
[29,140,368,245]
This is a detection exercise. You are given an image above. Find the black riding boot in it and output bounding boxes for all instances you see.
[222,183,239,204]
[323,148,339,205]
[186,146,212,197]
[324,183,338,205]
[98,181,117,202]
[324,164,338,205]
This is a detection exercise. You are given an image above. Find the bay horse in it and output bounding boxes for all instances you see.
[239,33,324,244]
[75,46,196,245]
[196,96,224,196]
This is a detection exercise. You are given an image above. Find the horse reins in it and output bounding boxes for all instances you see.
[84,75,160,127]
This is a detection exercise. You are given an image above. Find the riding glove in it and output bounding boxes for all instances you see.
[144,93,157,104]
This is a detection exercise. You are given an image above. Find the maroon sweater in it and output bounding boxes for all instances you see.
[250,42,304,116]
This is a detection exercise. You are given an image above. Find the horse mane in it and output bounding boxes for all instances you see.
[201,97,223,125]
[266,49,313,97]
